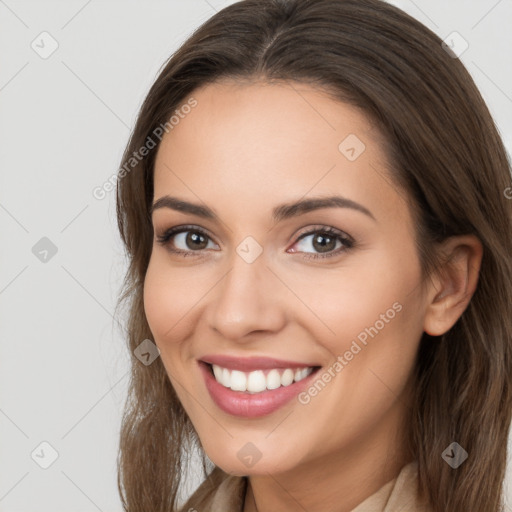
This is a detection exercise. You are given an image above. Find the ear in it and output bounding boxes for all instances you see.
[423,235,483,336]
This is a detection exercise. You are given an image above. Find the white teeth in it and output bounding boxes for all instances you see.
[295,368,310,381]
[230,370,247,391]
[247,370,267,393]
[213,365,223,382]
[211,364,315,393]
[266,369,281,390]
[221,367,230,387]
[281,368,294,386]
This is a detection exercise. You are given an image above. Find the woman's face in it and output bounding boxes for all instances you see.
[144,80,431,476]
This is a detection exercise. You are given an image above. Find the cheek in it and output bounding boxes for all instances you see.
[143,261,174,341]
[320,249,424,409]
[286,246,423,358]
[143,259,199,400]
[142,254,203,343]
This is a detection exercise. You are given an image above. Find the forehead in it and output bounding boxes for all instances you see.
[153,80,404,226]
[157,79,377,167]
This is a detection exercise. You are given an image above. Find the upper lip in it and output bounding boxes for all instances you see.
[200,355,320,372]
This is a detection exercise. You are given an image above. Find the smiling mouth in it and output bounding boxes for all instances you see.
[205,362,321,394]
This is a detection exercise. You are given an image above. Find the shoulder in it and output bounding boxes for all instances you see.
[179,466,247,512]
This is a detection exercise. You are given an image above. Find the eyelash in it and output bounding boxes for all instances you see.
[155,224,355,260]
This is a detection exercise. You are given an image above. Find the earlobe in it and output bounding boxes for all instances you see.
[423,235,483,336]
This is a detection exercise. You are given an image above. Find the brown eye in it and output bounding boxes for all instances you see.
[156,225,219,255]
[185,231,209,250]
[289,226,354,260]
[311,233,338,253]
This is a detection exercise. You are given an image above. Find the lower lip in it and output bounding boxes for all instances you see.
[199,362,319,418]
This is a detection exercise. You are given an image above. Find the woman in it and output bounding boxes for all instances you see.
[115,0,512,511]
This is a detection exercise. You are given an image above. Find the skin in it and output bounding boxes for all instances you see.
[143,80,482,512]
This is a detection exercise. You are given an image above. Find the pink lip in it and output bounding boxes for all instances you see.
[200,354,318,372]
[198,361,320,418]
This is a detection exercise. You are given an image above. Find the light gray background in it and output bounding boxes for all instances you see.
[0,0,511,510]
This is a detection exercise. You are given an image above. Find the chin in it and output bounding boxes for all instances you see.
[206,445,302,477]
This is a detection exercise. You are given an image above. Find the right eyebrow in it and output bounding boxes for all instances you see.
[151,196,218,220]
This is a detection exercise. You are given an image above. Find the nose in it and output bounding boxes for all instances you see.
[206,251,287,341]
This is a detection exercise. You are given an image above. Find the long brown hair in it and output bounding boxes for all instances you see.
[115,0,512,510]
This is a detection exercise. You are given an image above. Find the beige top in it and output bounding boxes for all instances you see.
[180,460,433,512]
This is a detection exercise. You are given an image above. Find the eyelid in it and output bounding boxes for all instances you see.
[287,225,354,259]
[155,224,218,247]
[293,224,354,243]
[156,223,354,259]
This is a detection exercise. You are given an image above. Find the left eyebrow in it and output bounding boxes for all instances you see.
[150,194,376,223]
[271,195,376,223]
